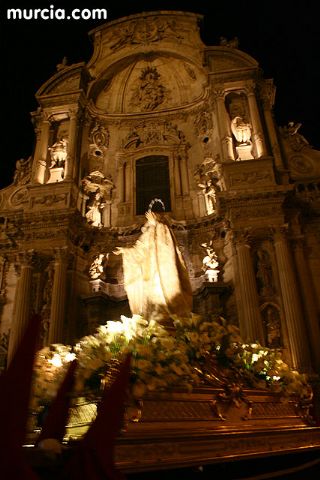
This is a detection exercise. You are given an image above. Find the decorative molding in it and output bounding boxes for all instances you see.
[229,170,273,187]
[107,16,184,52]
[122,120,186,149]
[9,187,30,208]
[32,193,68,208]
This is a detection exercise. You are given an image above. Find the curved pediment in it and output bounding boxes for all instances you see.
[36,62,88,97]
[87,11,204,77]
[204,47,259,75]
[92,55,207,114]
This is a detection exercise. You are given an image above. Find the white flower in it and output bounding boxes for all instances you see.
[65,352,76,362]
[107,321,125,336]
[48,353,62,368]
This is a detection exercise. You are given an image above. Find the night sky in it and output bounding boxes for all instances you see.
[0,0,319,189]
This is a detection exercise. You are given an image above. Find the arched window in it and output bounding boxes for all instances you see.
[136,155,171,215]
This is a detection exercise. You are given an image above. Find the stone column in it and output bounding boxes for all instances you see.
[260,80,283,169]
[79,193,89,217]
[235,238,264,344]
[180,154,189,195]
[174,154,182,196]
[125,161,131,202]
[119,162,125,203]
[33,117,51,184]
[65,110,78,181]
[246,83,267,158]
[292,237,320,371]
[273,230,311,371]
[48,248,69,344]
[102,200,112,227]
[7,251,35,363]
[213,89,234,161]
[0,255,7,298]
[76,116,90,183]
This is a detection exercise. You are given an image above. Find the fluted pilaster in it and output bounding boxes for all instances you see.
[273,230,311,371]
[125,161,131,202]
[33,116,51,184]
[260,81,283,169]
[65,110,78,181]
[180,154,189,195]
[7,251,35,363]
[246,83,267,158]
[48,248,69,344]
[213,89,234,161]
[174,155,182,196]
[235,238,264,344]
[292,237,320,371]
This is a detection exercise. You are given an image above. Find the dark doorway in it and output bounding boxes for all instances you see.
[136,155,171,215]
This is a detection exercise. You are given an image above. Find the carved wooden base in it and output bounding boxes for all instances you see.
[64,387,320,473]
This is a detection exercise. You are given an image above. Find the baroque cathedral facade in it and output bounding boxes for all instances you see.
[1,11,320,373]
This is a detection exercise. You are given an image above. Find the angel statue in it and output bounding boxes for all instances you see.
[85,192,105,227]
[231,116,252,145]
[113,199,192,328]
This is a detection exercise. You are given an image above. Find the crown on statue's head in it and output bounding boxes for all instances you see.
[148,198,165,212]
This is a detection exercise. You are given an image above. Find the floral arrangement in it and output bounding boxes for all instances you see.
[31,344,76,410]
[31,314,311,412]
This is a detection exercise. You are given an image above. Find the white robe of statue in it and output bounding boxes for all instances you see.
[114,211,192,326]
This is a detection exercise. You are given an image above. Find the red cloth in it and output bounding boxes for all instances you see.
[36,359,78,445]
[0,313,42,479]
[61,354,131,480]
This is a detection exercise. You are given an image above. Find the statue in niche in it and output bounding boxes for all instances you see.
[262,305,282,348]
[89,253,108,280]
[231,116,252,145]
[255,249,275,297]
[201,242,220,282]
[113,199,192,327]
[201,179,217,215]
[82,171,114,227]
[131,67,168,111]
[85,192,105,227]
[194,158,221,215]
[13,157,31,185]
[48,136,68,168]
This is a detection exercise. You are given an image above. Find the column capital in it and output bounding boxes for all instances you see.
[53,246,69,263]
[41,110,52,123]
[244,80,256,95]
[212,88,225,101]
[233,229,253,248]
[259,79,276,110]
[272,225,289,242]
[16,249,36,268]
[68,108,79,120]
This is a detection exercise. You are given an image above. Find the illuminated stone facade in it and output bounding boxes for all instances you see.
[0,11,320,373]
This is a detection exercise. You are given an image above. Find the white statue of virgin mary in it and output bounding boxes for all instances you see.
[113,200,192,327]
